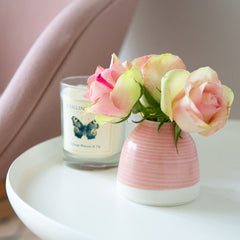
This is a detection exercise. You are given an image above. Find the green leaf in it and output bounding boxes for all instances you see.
[132,117,146,124]
[158,121,165,132]
[175,124,182,154]
[137,99,150,116]
[141,85,169,120]
[112,111,132,124]
[131,101,142,114]
[141,85,160,110]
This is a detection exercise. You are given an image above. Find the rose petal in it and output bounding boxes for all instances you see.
[88,81,113,103]
[173,95,210,133]
[87,73,96,85]
[222,85,234,108]
[110,53,131,81]
[188,82,208,107]
[111,68,143,112]
[195,83,225,123]
[95,66,104,78]
[132,55,153,70]
[84,67,107,100]
[199,106,228,136]
[101,69,115,86]
[143,53,186,102]
[161,69,190,119]
[185,67,221,94]
[83,90,90,99]
[87,93,124,116]
[198,101,219,123]
[95,114,119,125]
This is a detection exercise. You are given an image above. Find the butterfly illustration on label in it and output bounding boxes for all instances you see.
[72,116,99,140]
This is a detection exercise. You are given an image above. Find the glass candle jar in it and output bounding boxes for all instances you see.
[60,76,125,169]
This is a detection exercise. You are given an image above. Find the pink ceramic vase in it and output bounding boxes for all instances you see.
[117,120,200,206]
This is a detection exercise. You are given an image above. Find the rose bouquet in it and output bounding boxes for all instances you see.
[84,53,234,146]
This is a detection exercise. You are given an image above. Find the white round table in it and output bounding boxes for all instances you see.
[6,120,240,240]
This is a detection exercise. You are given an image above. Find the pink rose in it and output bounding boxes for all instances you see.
[84,54,143,124]
[161,67,234,136]
[132,53,186,102]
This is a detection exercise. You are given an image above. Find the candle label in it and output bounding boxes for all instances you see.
[62,97,112,154]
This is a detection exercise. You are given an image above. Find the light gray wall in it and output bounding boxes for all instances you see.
[120,0,239,119]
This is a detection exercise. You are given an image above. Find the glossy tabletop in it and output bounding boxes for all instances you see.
[6,120,240,240]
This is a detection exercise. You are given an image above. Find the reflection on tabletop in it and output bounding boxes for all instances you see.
[0,215,39,240]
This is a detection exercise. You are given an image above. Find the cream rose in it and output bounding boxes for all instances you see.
[161,67,234,136]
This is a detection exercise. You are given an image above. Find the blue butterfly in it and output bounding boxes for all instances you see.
[72,116,99,140]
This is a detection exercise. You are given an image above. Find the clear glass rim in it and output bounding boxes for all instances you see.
[60,76,89,89]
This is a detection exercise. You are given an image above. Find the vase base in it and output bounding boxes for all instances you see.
[117,181,200,207]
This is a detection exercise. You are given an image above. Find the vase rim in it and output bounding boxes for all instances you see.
[142,119,174,125]
[138,120,176,130]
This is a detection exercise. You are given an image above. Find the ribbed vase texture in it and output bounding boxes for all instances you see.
[117,121,199,190]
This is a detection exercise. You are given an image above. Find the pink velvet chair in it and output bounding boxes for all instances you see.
[0,0,138,218]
